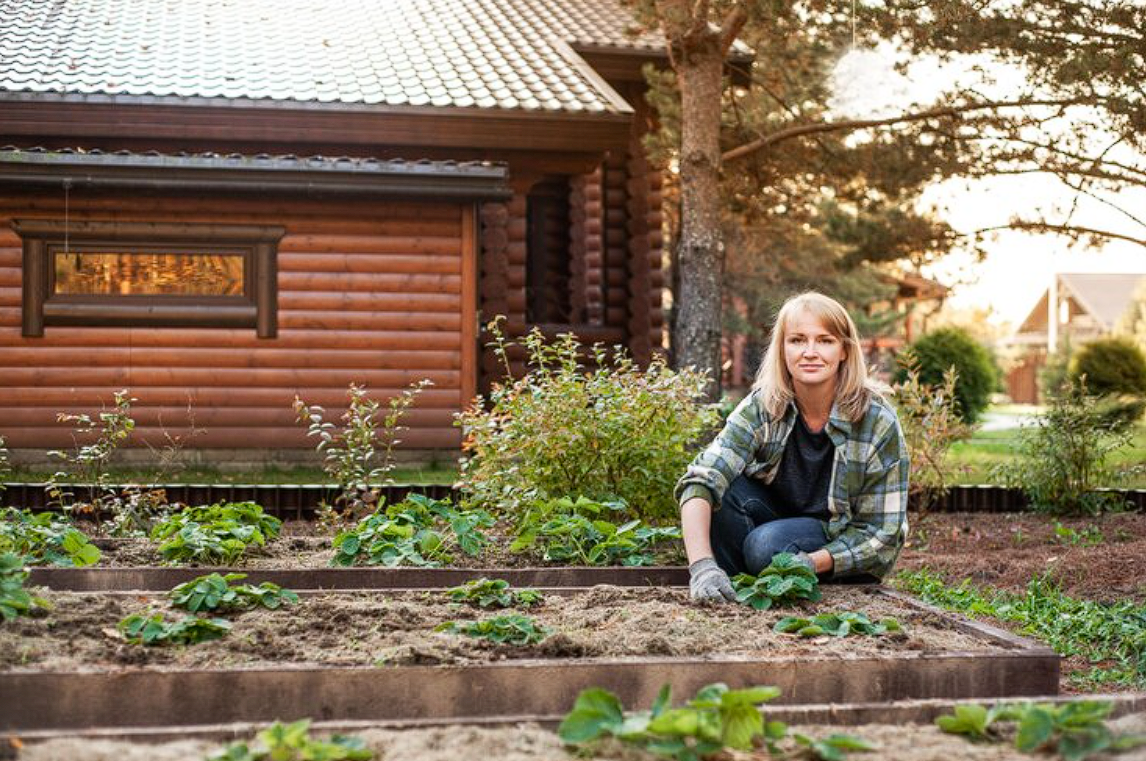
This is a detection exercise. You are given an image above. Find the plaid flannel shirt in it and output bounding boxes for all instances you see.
[675,390,909,579]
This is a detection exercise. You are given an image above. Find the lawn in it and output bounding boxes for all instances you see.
[947,410,1146,489]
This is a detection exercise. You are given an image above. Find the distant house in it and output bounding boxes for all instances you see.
[1005,273,1146,403]
[0,0,750,462]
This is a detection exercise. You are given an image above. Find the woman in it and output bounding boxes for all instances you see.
[677,292,909,602]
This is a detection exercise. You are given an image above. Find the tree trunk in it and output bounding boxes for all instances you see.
[670,39,726,401]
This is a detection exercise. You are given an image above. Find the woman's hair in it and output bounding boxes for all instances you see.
[752,291,875,422]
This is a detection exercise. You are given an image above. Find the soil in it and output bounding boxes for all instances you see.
[14,713,1146,761]
[897,511,1146,605]
[87,520,687,569]
[0,586,1006,672]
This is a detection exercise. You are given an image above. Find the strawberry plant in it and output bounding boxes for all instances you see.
[774,612,901,638]
[445,577,543,609]
[118,612,231,645]
[151,502,282,564]
[0,552,49,623]
[208,719,372,760]
[510,496,681,566]
[331,495,493,567]
[935,700,1146,761]
[731,553,822,610]
[792,732,878,761]
[168,572,299,614]
[559,682,788,760]
[0,508,101,567]
[435,613,550,645]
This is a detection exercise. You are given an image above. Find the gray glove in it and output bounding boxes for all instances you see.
[689,557,736,603]
[792,551,817,574]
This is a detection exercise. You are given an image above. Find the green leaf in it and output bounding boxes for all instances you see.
[1016,705,1055,752]
[557,688,625,743]
[721,703,762,749]
[1058,727,1112,761]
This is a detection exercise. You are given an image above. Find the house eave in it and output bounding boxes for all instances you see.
[0,92,634,153]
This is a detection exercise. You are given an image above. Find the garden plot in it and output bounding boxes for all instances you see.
[17,709,1146,761]
[0,585,1059,731]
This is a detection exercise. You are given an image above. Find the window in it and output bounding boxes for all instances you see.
[525,177,572,324]
[15,220,284,338]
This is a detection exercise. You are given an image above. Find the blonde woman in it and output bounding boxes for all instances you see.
[677,292,909,603]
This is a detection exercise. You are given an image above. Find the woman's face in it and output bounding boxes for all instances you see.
[783,309,846,390]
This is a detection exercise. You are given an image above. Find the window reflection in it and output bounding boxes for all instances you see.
[54,251,244,296]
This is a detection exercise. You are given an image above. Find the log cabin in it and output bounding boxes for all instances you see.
[0,0,752,463]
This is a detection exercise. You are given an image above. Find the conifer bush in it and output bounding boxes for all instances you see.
[895,327,997,424]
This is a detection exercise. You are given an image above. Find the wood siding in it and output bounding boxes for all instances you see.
[0,193,475,451]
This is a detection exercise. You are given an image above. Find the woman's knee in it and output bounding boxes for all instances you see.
[742,520,825,575]
[720,476,771,519]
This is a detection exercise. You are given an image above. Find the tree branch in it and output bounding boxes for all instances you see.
[723,97,1094,162]
[970,221,1146,248]
[718,4,748,54]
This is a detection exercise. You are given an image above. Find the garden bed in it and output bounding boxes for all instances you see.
[14,705,1146,761]
[0,586,1058,731]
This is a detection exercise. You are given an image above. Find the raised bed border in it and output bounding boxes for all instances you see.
[14,694,1145,745]
[29,565,691,591]
[4,481,1146,516]
[0,588,1060,732]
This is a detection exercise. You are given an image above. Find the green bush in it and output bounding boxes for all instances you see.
[1068,337,1146,428]
[1070,337,1146,396]
[150,502,282,565]
[991,383,1132,515]
[895,328,997,424]
[456,320,719,522]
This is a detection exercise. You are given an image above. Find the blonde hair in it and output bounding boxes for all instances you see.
[752,292,874,423]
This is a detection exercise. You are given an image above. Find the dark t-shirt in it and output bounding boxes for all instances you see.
[763,414,834,520]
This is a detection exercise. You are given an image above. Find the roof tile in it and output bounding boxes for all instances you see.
[0,0,683,114]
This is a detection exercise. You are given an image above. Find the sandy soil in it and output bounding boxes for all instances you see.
[16,713,1146,761]
[0,585,1008,672]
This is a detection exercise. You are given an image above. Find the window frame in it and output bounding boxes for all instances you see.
[14,220,284,338]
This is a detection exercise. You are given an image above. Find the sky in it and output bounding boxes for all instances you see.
[830,46,1146,329]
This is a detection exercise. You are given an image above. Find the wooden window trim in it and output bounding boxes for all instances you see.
[14,220,284,338]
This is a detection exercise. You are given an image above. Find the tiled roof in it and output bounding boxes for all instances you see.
[0,0,679,114]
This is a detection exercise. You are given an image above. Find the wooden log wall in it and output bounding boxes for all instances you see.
[0,193,475,452]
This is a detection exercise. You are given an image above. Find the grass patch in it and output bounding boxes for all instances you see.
[947,419,1146,488]
[894,568,1146,691]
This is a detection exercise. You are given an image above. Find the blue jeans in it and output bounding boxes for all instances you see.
[711,475,828,576]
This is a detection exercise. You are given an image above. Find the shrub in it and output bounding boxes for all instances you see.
[895,327,997,424]
[1070,337,1146,396]
[456,319,719,521]
[991,383,1131,515]
[1068,337,1146,428]
[892,358,976,509]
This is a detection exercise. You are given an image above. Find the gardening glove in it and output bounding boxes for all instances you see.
[689,557,736,603]
[792,551,817,574]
